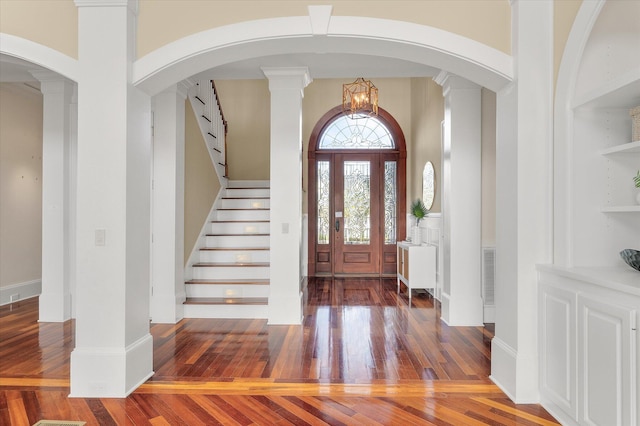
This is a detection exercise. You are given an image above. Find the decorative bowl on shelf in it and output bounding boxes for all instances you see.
[620,249,640,272]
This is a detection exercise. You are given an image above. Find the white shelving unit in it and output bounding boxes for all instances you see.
[599,138,640,213]
[539,3,640,425]
[571,70,640,267]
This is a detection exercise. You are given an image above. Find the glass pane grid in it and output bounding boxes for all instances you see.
[317,161,330,244]
[384,161,397,244]
[344,161,370,245]
[319,116,394,150]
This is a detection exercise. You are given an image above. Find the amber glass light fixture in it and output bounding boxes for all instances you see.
[342,77,378,118]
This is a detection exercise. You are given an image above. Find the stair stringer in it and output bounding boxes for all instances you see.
[183,188,225,282]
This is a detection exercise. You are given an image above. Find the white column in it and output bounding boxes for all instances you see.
[31,71,74,322]
[262,67,311,325]
[71,0,153,397]
[435,72,484,326]
[150,83,189,324]
[491,0,553,403]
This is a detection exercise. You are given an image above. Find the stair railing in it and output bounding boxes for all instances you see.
[193,79,228,184]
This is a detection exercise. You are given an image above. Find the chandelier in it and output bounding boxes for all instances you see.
[342,77,378,118]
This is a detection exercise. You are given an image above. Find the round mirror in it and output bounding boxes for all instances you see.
[422,161,435,210]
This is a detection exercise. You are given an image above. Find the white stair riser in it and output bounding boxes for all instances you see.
[221,198,270,209]
[199,250,270,263]
[205,234,269,248]
[186,284,269,298]
[227,180,269,189]
[192,267,269,280]
[209,221,270,234]
[215,210,269,221]
[225,188,270,198]
[183,304,268,319]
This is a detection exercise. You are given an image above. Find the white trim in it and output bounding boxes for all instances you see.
[0,33,78,82]
[490,337,518,401]
[308,5,333,36]
[69,333,153,398]
[132,16,513,96]
[74,0,138,13]
[553,0,606,267]
[0,280,41,306]
[490,336,541,404]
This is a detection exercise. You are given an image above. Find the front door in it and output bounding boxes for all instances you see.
[308,106,406,277]
[313,152,401,276]
[334,153,380,274]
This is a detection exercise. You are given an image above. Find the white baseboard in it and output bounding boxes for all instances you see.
[484,304,496,323]
[490,337,518,400]
[0,279,41,305]
[490,337,540,404]
[69,333,154,398]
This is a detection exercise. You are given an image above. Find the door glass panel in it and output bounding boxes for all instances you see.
[317,161,330,244]
[343,161,370,245]
[318,116,394,149]
[384,161,397,244]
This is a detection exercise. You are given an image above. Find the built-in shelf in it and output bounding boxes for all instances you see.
[573,67,640,109]
[601,205,640,213]
[538,264,640,296]
[599,140,640,155]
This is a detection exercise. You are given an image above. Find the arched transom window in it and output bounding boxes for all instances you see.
[318,115,394,150]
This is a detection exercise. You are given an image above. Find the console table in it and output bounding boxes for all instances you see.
[397,242,436,304]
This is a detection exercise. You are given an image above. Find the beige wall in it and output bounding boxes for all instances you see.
[554,0,583,87]
[184,99,220,263]
[0,83,43,288]
[409,78,444,213]
[215,79,271,181]
[481,89,497,247]
[137,1,511,57]
[0,0,77,58]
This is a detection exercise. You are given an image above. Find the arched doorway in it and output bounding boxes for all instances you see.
[308,105,406,277]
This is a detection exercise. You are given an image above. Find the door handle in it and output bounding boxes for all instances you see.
[335,220,340,232]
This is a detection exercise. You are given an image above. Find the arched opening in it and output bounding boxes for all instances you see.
[308,105,406,276]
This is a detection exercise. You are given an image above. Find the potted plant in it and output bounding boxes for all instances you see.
[634,170,640,205]
[410,198,429,243]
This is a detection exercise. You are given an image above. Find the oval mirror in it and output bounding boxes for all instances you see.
[422,161,435,210]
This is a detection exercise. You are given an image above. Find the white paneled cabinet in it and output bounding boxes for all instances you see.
[538,267,638,426]
[579,295,636,426]
[397,242,436,305]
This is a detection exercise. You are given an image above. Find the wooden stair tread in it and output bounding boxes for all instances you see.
[222,197,269,200]
[217,207,271,212]
[185,279,269,285]
[217,208,269,211]
[193,262,270,267]
[211,220,269,223]
[206,233,269,237]
[200,247,269,251]
[184,297,268,306]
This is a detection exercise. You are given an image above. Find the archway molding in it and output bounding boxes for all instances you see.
[133,14,513,95]
[0,33,78,82]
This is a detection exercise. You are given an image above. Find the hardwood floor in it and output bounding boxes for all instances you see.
[1,278,559,425]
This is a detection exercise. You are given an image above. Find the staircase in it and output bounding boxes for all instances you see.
[183,180,271,319]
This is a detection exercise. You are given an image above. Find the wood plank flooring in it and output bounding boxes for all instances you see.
[0,278,559,425]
